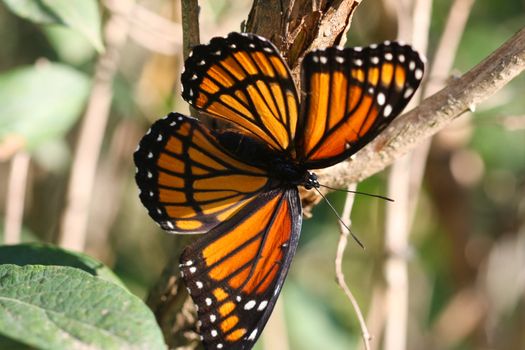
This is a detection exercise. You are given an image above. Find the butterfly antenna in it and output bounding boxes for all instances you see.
[314,187,365,249]
[319,184,394,202]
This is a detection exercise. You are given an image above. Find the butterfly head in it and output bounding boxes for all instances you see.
[303,171,319,190]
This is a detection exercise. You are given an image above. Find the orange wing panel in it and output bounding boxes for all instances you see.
[181,32,299,153]
[134,113,270,234]
[298,42,425,169]
[179,188,301,349]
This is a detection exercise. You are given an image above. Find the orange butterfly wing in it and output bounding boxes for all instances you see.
[181,32,300,153]
[180,188,301,349]
[134,113,270,233]
[135,33,426,350]
[297,42,425,168]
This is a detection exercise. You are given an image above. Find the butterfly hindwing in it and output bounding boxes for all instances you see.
[297,41,425,168]
[180,188,302,349]
[134,112,270,234]
[181,32,300,153]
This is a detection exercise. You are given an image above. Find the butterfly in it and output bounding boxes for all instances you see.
[134,32,424,349]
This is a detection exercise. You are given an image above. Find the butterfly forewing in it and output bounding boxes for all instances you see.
[297,42,425,168]
[180,188,302,349]
[181,32,300,153]
[134,113,271,234]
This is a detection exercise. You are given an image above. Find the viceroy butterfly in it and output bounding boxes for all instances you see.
[134,32,424,349]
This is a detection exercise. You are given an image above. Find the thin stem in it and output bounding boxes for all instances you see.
[383,154,411,350]
[181,0,200,119]
[334,184,372,350]
[383,1,433,349]
[425,0,477,96]
[181,0,200,60]
[4,152,30,244]
[408,0,477,230]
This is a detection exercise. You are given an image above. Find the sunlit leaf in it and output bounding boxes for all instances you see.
[0,63,90,153]
[42,0,103,52]
[0,264,166,350]
[44,26,96,65]
[0,243,125,288]
[1,0,58,24]
[1,0,104,51]
[284,282,356,350]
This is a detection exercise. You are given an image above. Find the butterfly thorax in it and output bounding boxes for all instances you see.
[216,129,318,190]
[268,158,319,190]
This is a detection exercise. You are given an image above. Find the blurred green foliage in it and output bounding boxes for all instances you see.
[0,0,524,349]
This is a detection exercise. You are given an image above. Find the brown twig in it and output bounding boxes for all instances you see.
[59,0,134,251]
[86,121,143,260]
[103,1,183,55]
[424,0,476,96]
[246,0,363,83]
[3,152,30,244]
[357,285,387,350]
[382,1,432,349]
[129,4,183,55]
[335,183,372,350]
[181,0,200,60]
[383,154,412,350]
[181,0,200,121]
[406,0,476,228]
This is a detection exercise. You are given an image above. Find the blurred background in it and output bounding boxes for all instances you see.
[0,0,524,349]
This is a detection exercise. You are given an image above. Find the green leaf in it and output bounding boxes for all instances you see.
[0,333,35,349]
[285,282,355,350]
[41,0,104,52]
[1,0,104,52]
[0,265,166,350]
[0,63,90,151]
[44,26,96,65]
[1,0,59,24]
[0,243,125,288]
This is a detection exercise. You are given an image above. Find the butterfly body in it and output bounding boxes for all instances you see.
[213,126,316,190]
[134,32,424,349]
